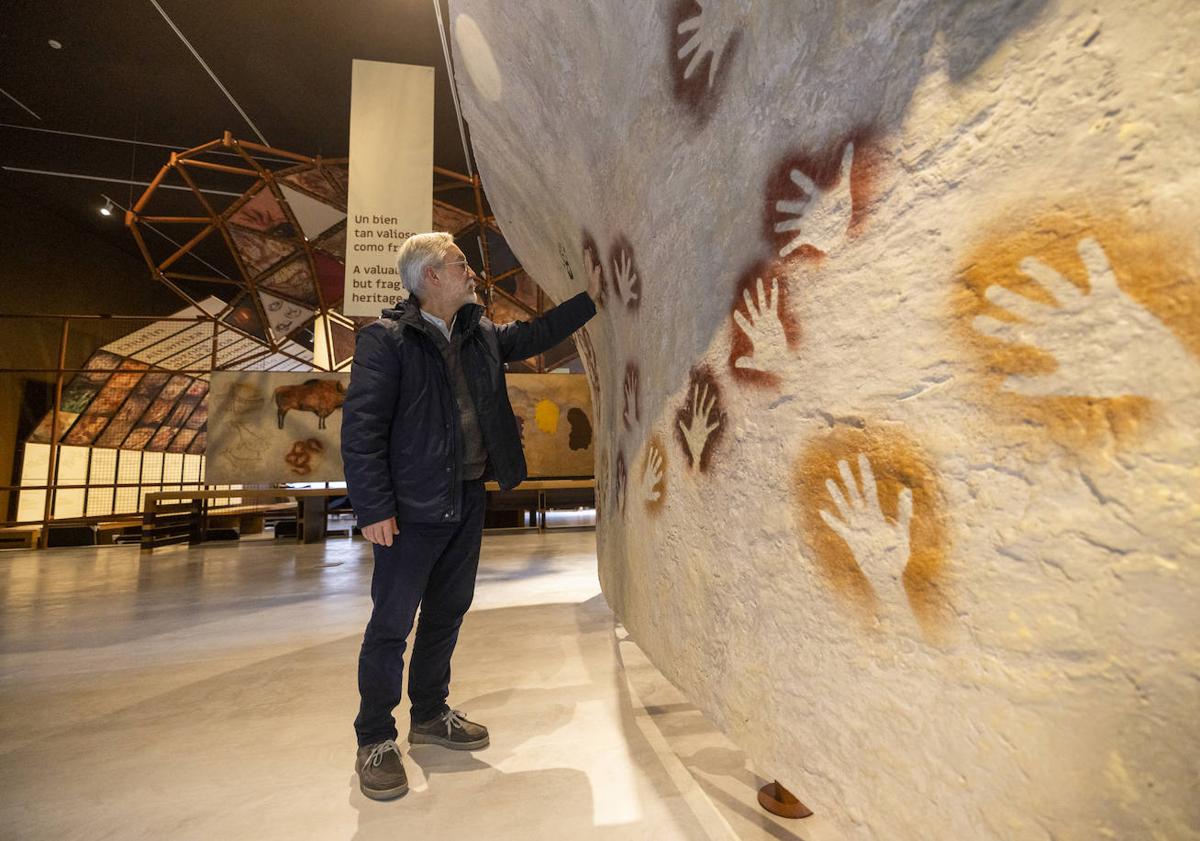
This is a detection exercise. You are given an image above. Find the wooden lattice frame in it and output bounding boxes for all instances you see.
[126,132,579,374]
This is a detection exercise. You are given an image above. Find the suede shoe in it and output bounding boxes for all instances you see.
[408,709,490,750]
[355,739,408,800]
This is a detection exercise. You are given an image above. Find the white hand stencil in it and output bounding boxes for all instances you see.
[774,142,854,258]
[676,0,732,88]
[678,381,720,468]
[623,367,640,430]
[971,237,1198,402]
[819,453,913,586]
[639,444,665,504]
[732,276,790,374]
[613,249,639,308]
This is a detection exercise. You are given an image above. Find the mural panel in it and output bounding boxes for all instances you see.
[505,373,594,478]
[207,371,349,484]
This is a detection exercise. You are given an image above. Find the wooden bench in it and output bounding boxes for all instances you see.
[206,503,296,536]
[141,489,344,555]
[484,478,595,531]
[96,519,143,546]
[0,527,41,550]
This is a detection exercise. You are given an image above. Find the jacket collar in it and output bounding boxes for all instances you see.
[382,297,484,338]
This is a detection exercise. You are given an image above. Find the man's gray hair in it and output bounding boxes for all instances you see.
[396,232,456,300]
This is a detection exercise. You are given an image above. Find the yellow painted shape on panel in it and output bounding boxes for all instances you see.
[793,424,950,642]
[950,203,1200,451]
[534,399,560,434]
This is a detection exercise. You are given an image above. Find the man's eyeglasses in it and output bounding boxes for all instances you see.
[443,260,472,271]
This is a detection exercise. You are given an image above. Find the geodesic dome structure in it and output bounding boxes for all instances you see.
[125,132,483,371]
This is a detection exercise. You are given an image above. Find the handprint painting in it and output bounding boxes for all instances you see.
[639,436,669,515]
[764,132,884,261]
[954,207,1200,449]
[621,362,640,431]
[668,0,743,124]
[673,366,725,472]
[727,262,801,386]
[608,235,642,312]
[451,2,1200,838]
[794,426,949,640]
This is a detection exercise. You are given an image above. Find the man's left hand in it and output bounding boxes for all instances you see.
[586,256,603,304]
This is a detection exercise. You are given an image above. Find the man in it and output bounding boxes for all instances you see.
[341,232,600,800]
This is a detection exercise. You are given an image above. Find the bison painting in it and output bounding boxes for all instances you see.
[273,378,347,429]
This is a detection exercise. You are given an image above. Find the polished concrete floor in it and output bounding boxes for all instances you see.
[0,528,823,841]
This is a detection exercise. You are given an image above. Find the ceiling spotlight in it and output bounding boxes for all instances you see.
[48,39,62,50]
[100,197,114,216]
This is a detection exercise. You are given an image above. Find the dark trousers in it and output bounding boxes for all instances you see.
[354,480,486,747]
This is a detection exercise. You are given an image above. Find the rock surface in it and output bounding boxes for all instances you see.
[449,2,1200,838]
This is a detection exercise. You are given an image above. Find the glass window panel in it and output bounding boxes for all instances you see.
[114,451,142,514]
[87,449,118,517]
[54,488,85,519]
[141,451,164,487]
[57,446,89,484]
[17,489,46,523]
[52,446,89,519]
[162,453,183,489]
[17,443,50,522]
[183,454,202,485]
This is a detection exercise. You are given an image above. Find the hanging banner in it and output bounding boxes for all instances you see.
[343,60,434,316]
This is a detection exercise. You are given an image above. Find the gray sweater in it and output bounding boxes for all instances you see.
[419,310,488,480]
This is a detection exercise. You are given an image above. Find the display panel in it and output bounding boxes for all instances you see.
[505,374,594,478]
[206,371,349,483]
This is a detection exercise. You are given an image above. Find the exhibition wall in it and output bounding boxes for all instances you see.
[448,1,1200,838]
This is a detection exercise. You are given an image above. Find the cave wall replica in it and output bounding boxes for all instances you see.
[448,2,1200,838]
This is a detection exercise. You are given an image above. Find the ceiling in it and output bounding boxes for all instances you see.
[0,0,482,268]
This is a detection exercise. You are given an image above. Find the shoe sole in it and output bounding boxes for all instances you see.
[360,780,409,801]
[407,732,490,751]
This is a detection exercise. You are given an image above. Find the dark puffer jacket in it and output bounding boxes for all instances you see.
[341,291,596,525]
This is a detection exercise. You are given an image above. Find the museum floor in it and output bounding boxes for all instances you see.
[0,527,826,841]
